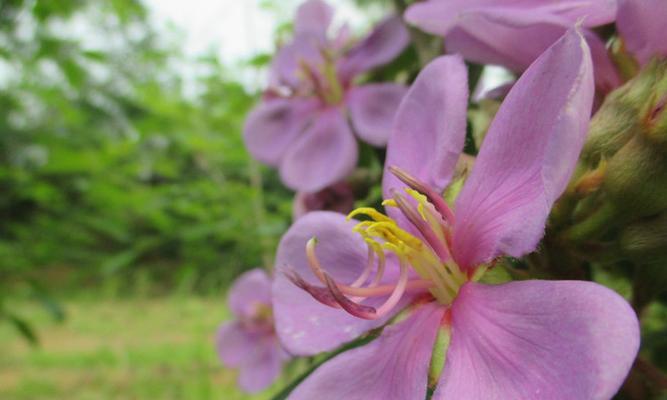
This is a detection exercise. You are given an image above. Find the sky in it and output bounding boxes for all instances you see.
[143,0,510,94]
[145,1,371,64]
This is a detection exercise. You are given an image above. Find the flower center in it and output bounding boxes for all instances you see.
[242,301,275,334]
[298,49,344,105]
[286,167,479,320]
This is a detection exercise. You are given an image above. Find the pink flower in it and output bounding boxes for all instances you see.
[405,0,621,93]
[616,0,667,65]
[243,0,409,192]
[216,268,288,393]
[273,29,639,399]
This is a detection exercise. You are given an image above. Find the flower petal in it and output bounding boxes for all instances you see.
[289,302,444,400]
[237,337,284,394]
[216,322,257,367]
[404,0,616,36]
[452,29,594,268]
[268,36,324,89]
[243,98,316,166]
[346,83,408,147]
[382,55,468,199]
[294,0,334,39]
[273,211,402,355]
[617,0,667,65]
[280,107,357,192]
[337,16,409,81]
[407,5,618,91]
[434,281,640,400]
[227,268,272,319]
[451,9,615,83]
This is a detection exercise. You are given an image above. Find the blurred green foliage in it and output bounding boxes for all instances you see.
[0,0,294,341]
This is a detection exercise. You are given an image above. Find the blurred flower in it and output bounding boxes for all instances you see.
[273,30,639,399]
[293,181,356,220]
[616,0,667,66]
[405,0,621,93]
[244,0,409,192]
[216,268,288,393]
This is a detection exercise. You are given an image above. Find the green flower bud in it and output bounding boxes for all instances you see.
[582,59,667,165]
[604,135,667,218]
[620,214,667,262]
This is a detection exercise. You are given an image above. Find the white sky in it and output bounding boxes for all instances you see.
[144,0,375,89]
[143,0,510,93]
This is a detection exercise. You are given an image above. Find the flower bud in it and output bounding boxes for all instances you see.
[603,135,667,219]
[582,59,667,165]
[619,213,667,262]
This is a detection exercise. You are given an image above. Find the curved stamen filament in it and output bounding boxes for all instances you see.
[368,243,386,287]
[349,245,375,288]
[341,279,433,297]
[374,255,409,318]
[324,254,409,320]
[305,237,425,299]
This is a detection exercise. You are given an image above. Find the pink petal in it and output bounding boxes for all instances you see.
[617,0,667,65]
[382,55,468,199]
[273,211,402,355]
[279,107,358,192]
[243,98,316,166]
[237,336,285,394]
[452,29,594,268]
[346,83,408,147]
[216,322,258,367]
[227,268,272,319]
[404,0,616,36]
[294,0,334,39]
[446,9,575,71]
[434,281,640,400]
[337,16,409,81]
[407,5,618,91]
[268,35,324,89]
[289,302,445,400]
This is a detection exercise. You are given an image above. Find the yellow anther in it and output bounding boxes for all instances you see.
[405,188,431,221]
[404,188,448,243]
[348,207,393,223]
[382,199,398,208]
[366,221,422,249]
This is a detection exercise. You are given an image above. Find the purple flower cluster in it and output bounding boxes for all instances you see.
[216,0,667,397]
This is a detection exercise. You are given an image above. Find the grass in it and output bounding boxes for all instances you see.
[0,296,285,400]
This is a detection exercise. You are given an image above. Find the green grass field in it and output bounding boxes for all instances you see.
[0,297,283,400]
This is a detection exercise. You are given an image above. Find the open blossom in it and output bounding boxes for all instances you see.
[244,0,409,192]
[616,0,667,65]
[216,268,288,393]
[273,30,639,399]
[405,0,621,93]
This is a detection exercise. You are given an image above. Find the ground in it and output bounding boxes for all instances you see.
[0,296,282,400]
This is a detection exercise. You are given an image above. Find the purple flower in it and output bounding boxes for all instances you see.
[273,30,639,399]
[405,0,621,93]
[216,268,287,393]
[244,0,409,192]
[617,0,667,65]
